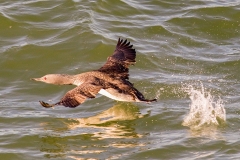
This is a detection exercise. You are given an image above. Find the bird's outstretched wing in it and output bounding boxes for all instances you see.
[98,38,136,79]
[40,83,102,108]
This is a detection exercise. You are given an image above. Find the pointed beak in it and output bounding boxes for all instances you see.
[31,78,41,81]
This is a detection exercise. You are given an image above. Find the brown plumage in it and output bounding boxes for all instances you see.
[32,38,157,108]
[99,38,136,79]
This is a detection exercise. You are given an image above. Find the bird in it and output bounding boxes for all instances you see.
[32,38,157,108]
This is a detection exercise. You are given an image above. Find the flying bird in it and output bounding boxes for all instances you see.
[32,38,157,108]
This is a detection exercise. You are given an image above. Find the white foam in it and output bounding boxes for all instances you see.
[182,83,226,129]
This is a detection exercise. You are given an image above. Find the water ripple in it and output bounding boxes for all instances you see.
[1,0,240,159]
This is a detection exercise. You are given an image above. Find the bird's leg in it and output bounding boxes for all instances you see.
[145,98,157,104]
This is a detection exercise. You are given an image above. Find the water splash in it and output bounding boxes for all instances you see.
[182,83,226,129]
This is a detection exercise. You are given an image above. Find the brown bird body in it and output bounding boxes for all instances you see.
[32,38,157,108]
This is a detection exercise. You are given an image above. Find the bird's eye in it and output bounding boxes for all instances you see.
[44,77,47,80]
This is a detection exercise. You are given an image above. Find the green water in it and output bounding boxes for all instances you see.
[0,0,240,159]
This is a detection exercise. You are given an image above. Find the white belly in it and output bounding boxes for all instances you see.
[98,89,136,102]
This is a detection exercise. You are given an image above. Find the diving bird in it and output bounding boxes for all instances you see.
[32,38,157,108]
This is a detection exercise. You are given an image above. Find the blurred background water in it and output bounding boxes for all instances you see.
[0,0,240,159]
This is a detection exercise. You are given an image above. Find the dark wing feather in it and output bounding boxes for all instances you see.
[56,83,102,108]
[98,38,136,79]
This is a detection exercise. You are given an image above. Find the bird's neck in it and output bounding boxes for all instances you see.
[53,74,76,85]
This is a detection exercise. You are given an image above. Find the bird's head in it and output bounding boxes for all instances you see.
[31,74,73,85]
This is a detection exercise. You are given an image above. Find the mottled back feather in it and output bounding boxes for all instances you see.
[56,83,102,108]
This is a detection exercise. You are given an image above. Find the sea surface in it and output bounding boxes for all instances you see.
[0,0,240,159]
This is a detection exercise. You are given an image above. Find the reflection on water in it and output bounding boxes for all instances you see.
[73,102,143,125]
[186,125,225,140]
[40,103,148,159]
[68,103,145,139]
